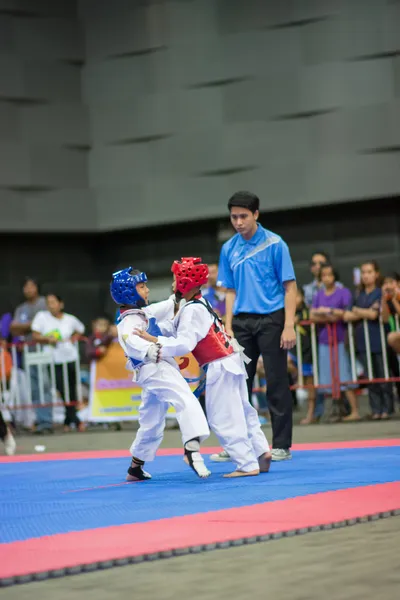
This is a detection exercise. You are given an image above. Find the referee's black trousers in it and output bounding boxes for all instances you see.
[233,308,293,450]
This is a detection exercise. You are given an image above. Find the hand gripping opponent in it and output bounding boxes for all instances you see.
[146,342,162,363]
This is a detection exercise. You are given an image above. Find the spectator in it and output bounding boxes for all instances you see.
[311,264,360,421]
[217,191,296,462]
[344,261,393,420]
[86,316,113,362]
[382,272,400,351]
[381,273,400,408]
[31,294,85,432]
[10,277,52,434]
[0,311,12,344]
[0,336,16,455]
[303,252,344,309]
[0,409,16,456]
[303,252,343,421]
[202,263,226,319]
[288,288,316,425]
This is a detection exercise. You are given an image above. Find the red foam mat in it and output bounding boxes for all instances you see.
[1,482,399,579]
[2,439,400,463]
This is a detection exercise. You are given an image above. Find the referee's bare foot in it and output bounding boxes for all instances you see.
[223,469,259,478]
[258,452,272,473]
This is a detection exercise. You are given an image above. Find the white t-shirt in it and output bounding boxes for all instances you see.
[31,311,85,364]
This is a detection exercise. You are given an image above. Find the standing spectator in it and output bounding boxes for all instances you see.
[10,277,52,434]
[0,409,16,455]
[311,264,360,421]
[217,191,296,462]
[86,316,113,362]
[381,273,400,409]
[344,261,393,419]
[303,252,343,421]
[31,294,85,432]
[0,337,16,455]
[303,252,330,308]
[202,263,226,319]
[288,288,316,425]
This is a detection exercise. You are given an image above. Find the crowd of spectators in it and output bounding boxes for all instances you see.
[1,252,400,455]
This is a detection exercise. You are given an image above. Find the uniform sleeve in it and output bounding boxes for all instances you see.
[72,316,85,335]
[122,315,153,362]
[217,245,234,289]
[144,298,175,322]
[158,305,209,358]
[157,320,177,337]
[273,240,296,284]
[31,312,45,334]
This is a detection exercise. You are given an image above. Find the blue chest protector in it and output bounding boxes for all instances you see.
[128,315,162,368]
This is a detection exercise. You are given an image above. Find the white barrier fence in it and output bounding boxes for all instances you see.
[1,317,399,425]
[254,316,400,401]
[0,341,82,428]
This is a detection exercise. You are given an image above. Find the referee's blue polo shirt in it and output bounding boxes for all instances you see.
[217,224,296,316]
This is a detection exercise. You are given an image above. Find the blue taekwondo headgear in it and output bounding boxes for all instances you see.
[110,267,148,307]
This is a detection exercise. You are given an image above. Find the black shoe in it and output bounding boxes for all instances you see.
[126,458,152,482]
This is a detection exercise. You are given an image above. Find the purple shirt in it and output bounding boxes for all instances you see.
[312,286,352,345]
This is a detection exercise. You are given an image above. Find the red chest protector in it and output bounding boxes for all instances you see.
[184,299,234,367]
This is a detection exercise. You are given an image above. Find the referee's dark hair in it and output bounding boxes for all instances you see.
[228,191,260,214]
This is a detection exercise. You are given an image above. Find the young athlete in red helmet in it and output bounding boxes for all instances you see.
[135,257,271,478]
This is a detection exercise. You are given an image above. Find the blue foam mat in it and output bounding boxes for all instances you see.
[1,447,400,544]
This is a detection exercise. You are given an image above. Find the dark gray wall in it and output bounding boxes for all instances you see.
[80,0,400,231]
[1,0,400,233]
[0,0,95,231]
[1,197,399,327]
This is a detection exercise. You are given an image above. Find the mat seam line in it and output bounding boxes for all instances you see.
[1,510,399,587]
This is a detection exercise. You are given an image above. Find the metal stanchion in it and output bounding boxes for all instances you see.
[11,345,21,409]
[379,317,390,380]
[363,320,374,381]
[74,341,82,405]
[311,323,319,388]
[348,322,357,384]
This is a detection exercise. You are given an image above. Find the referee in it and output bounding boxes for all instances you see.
[217,191,297,461]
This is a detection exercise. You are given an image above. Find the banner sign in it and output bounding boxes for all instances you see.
[88,341,201,422]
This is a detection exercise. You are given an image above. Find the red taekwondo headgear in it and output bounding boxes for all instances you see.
[171,257,209,295]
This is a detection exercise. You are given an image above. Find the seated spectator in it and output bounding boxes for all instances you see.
[311,264,360,422]
[86,316,113,362]
[344,261,393,420]
[31,294,85,433]
[288,288,316,425]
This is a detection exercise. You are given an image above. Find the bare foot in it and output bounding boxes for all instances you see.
[300,417,314,425]
[258,452,272,473]
[381,413,390,420]
[342,414,361,422]
[223,469,260,478]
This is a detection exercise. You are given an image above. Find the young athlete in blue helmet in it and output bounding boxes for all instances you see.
[111,267,211,481]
